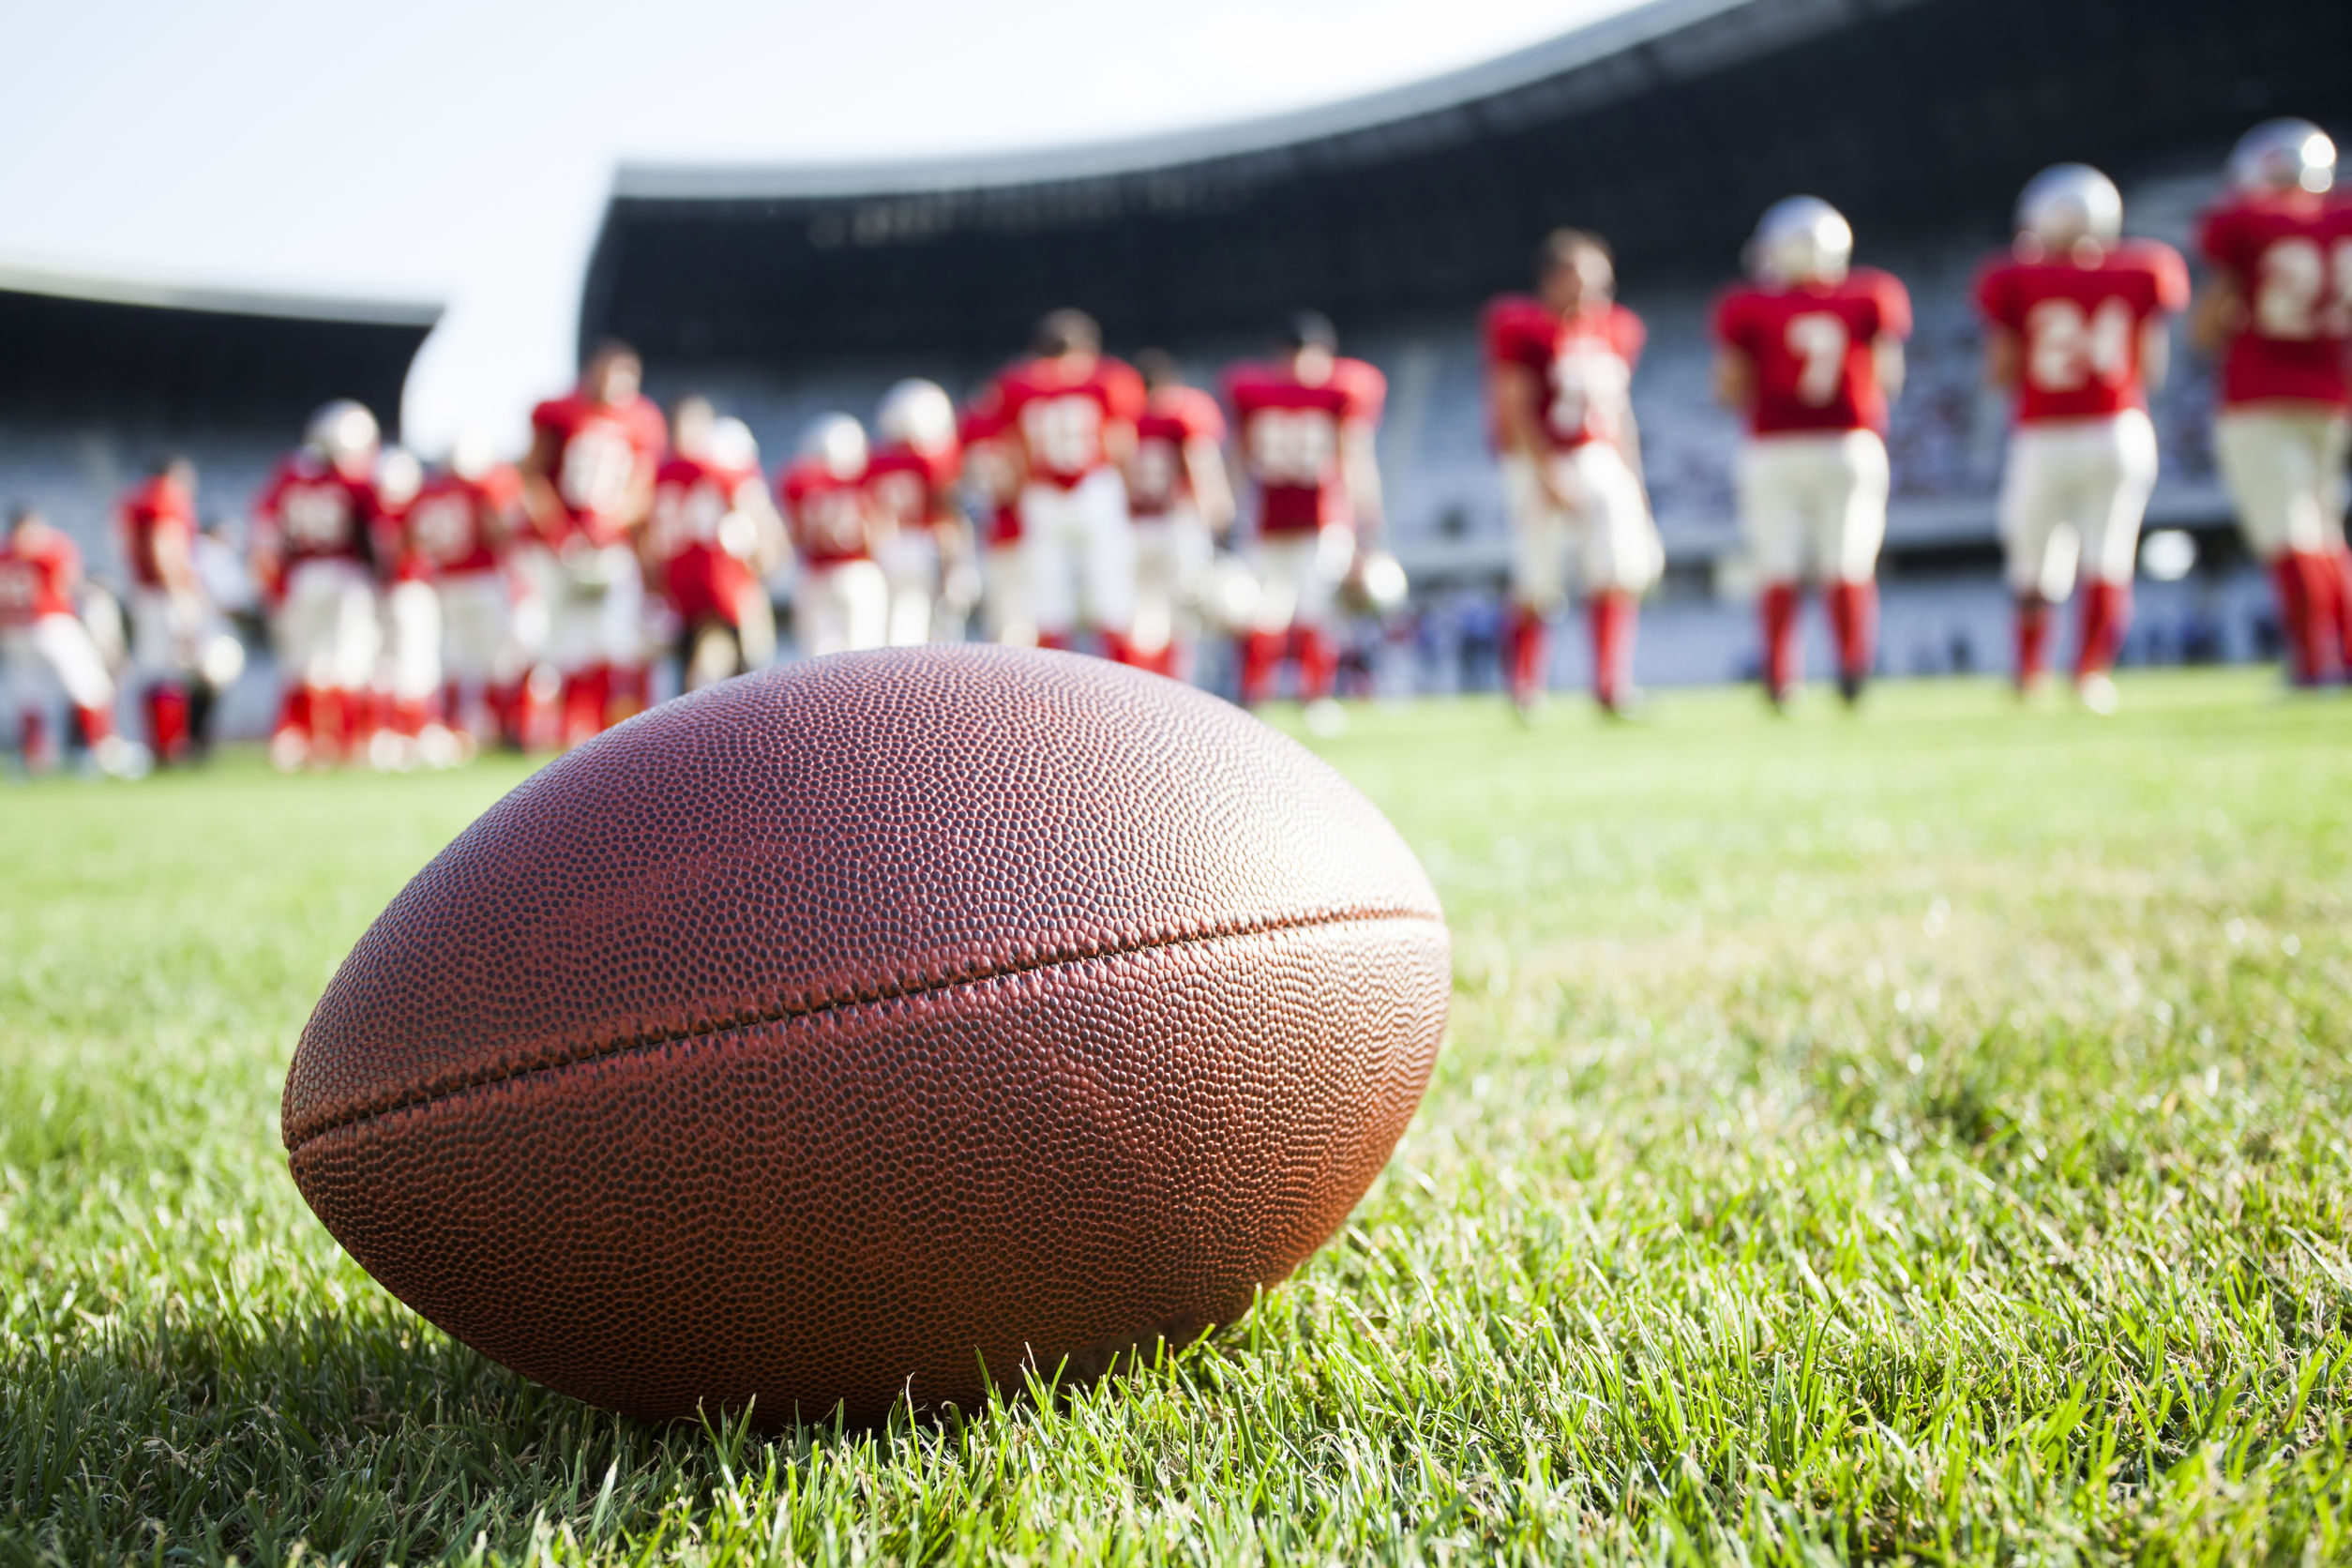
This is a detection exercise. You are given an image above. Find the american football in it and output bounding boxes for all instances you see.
[282,646,1449,1425]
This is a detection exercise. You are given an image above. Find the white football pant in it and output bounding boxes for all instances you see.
[3,613,115,716]
[1502,445,1663,611]
[128,587,204,678]
[878,528,940,647]
[277,558,379,690]
[548,544,644,674]
[793,558,889,658]
[438,570,520,686]
[380,580,443,705]
[1738,430,1891,584]
[2000,410,2158,599]
[1248,525,1353,636]
[981,541,1033,646]
[1131,508,1213,658]
[1019,467,1135,640]
[2214,409,2350,563]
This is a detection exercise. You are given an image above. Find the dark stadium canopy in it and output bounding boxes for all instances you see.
[586,0,2350,369]
[0,265,439,428]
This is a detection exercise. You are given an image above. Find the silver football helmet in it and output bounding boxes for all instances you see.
[876,379,957,453]
[2015,163,2123,254]
[2227,118,2336,196]
[1746,196,1853,287]
[800,414,868,480]
[305,400,380,467]
[707,416,760,473]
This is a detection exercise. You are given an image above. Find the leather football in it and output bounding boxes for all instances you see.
[283,646,1449,1426]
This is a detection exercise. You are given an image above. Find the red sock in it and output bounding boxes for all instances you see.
[1293,626,1338,701]
[609,664,647,719]
[20,710,50,768]
[74,702,114,746]
[560,666,610,743]
[1760,582,1801,693]
[2014,596,2051,688]
[390,698,428,738]
[2271,555,2321,683]
[145,682,190,761]
[1035,631,1069,653]
[2322,548,2352,678]
[1589,591,1636,705]
[1239,631,1284,705]
[274,686,309,743]
[306,687,343,759]
[1827,580,1877,681]
[2074,580,2131,680]
[1504,605,1547,702]
[1094,629,1137,667]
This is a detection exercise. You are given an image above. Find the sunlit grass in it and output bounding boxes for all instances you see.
[3,669,2348,1563]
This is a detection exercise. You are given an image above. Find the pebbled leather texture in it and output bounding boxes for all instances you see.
[285,645,1449,1425]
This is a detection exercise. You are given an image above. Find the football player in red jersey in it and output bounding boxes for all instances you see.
[520,339,668,744]
[1,507,138,776]
[1714,197,1911,708]
[2193,119,2351,686]
[1977,165,2189,713]
[780,414,889,657]
[251,400,385,769]
[116,455,203,761]
[1127,351,1233,680]
[1226,310,1386,728]
[409,430,527,748]
[991,309,1147,660]
[648,401,782,690]
[1486,229,1663,719]
[865,379,973,645]
[957,392,1031,646]
[368,445,458,768]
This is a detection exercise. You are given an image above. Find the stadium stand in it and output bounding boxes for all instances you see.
[587,0,2345,684]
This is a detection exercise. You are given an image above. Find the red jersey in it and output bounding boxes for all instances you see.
[2196,192,2352,408]
[0,526,79,627]
[780,459,875,565]
[117,475,196,590]
[1227,356,1386,535]
[991,355,1146,490]
[530,392,668,547]
[1712,267,1912,435]
[957,404,1023,548]
[1975,241,2189,424]
[863,443,961,536]
[253,456,380,580]
[651,453,761,624]
[407,468,519,579]
[1483,296,1645,450]
[1130,387,1226,520]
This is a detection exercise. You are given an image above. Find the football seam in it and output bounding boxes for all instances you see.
[285,903,1446,1153]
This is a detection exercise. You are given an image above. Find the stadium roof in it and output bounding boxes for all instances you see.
[585,0,2350,368]
[0,263,440,427]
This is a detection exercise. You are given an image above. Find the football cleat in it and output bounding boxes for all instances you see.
[2227,118,2336,196]
[799,414,869,481]
[2015,163,2123,257]
[876,380,957,454]
[1746,197,1853,287]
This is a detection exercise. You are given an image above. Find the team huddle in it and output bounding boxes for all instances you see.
[2,117,2347,773]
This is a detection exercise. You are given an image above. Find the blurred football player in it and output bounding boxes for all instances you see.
[1128,351,1233,680]
[251,400,384,769]
[1226,309,1387,730]
[991,309,1146,660]
[0,507,138,776]
[1486,230,1662,719]
[958,391,1030,645]
[1714,197,1911,708]
[1977,165,2189,713]
[116,455,203,762]
[409,430,526,748]
[650,405,782,690]
[369,446,454,767]
[780,415,888,658]
[865,379,974,645]
[520,340,667,745]
[2193,119,2351,686]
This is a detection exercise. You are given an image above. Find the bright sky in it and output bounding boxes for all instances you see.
[0,0,1636,453]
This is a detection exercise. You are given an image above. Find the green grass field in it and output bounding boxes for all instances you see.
[4,670,2349,1565]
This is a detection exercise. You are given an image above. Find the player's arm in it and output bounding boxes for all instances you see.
[1340,419,1383,540]
[1491,361,1575,511]
[1983,324,2020,392]
[1184,434,1235,535]
[732,476,790,576]
[1711,347,1756,413]
[2142,316,2173,393]
[1615,405,1651,505]
[518,427,565,538]
[154,521,200,596]
[2190,268,2244,356]
[1874,336,1907,403]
